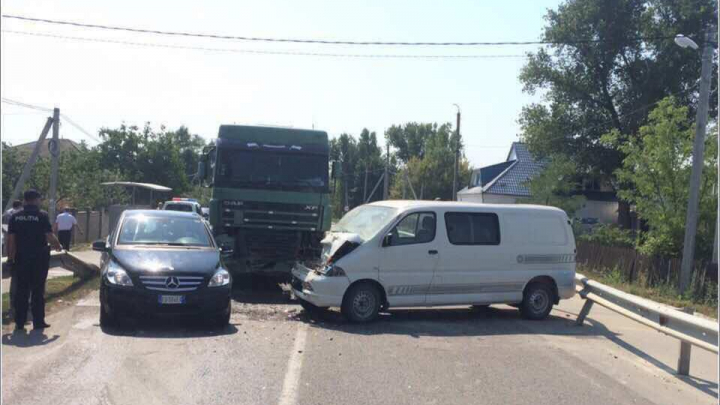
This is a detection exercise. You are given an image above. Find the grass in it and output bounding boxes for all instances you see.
[579,266,718,319]
[2,274,100,325]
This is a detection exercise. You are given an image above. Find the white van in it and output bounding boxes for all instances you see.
[291,201,576,322]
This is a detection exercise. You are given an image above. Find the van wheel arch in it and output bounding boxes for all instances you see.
[523,276,559,304]
[344,279,389,311]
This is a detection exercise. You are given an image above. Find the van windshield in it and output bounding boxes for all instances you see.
[332,205,398,240]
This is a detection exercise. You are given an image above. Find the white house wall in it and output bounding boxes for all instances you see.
[479,194,519,204]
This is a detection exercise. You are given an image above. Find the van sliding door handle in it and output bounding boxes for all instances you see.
[428,250,438,255]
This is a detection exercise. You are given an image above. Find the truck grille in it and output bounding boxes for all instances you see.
[222,200,322,231]
[139,276,205,292]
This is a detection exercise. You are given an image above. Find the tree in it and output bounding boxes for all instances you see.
[390,123,470,200]
[603,97,718,258]
[519,0,717,227]
[1,142,23,207]
[522,155,586,216]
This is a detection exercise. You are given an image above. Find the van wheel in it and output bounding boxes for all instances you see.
[342,283,381,323]
[520,283,553,320]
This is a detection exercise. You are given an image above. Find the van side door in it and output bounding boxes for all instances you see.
[429,211,522,305]
[379,211,439,307]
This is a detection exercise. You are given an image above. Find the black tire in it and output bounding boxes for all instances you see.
[213,301,231,328]
[99,302,116,329]
[341,283,381,323]
[520,283,554,320]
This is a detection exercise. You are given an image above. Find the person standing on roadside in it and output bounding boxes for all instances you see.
[54,207,83,251]
[6,189,62,331]
[3,200,22,224]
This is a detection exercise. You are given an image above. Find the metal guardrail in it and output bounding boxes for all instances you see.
[574,273,719,376]
[2,251,99,279]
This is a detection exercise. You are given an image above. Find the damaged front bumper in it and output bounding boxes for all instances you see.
[291,262,349,308]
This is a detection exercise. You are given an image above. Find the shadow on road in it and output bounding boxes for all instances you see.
[2,329,60,347]
[100,316,239,339]
[300,305,598,338]
[231,274,293,305]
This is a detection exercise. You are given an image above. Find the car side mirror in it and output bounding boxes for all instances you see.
[382,233,393,247]
[92,240,108,252]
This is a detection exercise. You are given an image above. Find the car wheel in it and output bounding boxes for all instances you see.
[341,283,381,323]
[214,300,231,328]
[99,302,116,328]
[520,283,554,320]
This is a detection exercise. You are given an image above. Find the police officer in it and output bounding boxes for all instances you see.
[6,189,62,331]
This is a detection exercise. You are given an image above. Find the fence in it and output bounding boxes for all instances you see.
[576,241,717,286]
[70,209,110,245]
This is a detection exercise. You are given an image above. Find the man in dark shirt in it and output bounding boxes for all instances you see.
[6,190,62,331]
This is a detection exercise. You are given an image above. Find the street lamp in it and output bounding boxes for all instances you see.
[675,28,715,293]
[674,34,699,50]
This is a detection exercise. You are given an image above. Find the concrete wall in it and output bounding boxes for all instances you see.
[71,209,110,244]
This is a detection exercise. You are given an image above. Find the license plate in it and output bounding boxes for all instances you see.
[158,295,185,305]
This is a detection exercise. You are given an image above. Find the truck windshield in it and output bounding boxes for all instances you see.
[216,148,328,192]
[332,205,398,240]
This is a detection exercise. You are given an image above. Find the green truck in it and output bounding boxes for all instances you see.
[198,125,337,276]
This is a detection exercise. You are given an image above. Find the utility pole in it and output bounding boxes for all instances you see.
[48,108,60,223]
[452,104,461,201]
[679,27,715,293]
[383,143,389,200]
[363,163,369,202]
[5,117,53,212]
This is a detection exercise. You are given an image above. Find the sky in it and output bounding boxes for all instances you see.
[1,0,563,169]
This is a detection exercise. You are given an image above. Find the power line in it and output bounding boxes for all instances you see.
[1,98,101,143]
[1,30,527,59]
[1,14,677,47]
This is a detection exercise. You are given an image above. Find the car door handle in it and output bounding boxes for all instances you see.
[428,250,438,255]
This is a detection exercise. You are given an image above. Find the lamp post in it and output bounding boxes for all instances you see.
[675,27,716,293]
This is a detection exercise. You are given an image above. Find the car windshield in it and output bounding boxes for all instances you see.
[332,205,398,240]
[117,215,212,247]
[164,203,194,212]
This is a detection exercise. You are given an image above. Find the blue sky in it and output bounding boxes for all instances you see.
[1,0,563,168]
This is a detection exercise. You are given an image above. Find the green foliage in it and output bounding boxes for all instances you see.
[605,97,718,257]
[577,224,635,248]
[391,124,471,201]
[521,155,586,216]
[519,0,717,226]
[1,143,23,207]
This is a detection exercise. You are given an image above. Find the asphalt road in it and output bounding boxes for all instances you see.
[2,270,718,405]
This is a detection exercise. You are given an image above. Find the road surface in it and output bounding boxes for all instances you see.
[2,272,717,405]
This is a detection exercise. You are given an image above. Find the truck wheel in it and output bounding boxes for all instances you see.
[342,283,381,323]
[520,283,553,320]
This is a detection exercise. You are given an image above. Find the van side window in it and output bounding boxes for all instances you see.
[445,212,500,245]
[389,212,436,246]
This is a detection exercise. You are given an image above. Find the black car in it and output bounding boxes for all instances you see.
[93,210,232,328]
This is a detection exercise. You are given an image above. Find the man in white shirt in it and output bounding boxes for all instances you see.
[54,208,83,251]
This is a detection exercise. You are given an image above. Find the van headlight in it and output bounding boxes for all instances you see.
[106,261,133,287]
[208,269,231,287]
[322,264,346,277]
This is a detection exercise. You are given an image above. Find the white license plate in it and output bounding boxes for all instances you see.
[158,295,185,305]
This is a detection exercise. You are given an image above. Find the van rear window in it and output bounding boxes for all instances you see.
[444,212,500,245]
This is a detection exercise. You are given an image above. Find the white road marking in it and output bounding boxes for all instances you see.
[278,322,308,405]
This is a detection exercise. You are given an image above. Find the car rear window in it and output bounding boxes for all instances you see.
[445,212,500,245]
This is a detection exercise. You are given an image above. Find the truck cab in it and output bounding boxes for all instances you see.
[198,125,338,276]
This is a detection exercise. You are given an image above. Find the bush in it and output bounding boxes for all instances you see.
[577,224,634,248]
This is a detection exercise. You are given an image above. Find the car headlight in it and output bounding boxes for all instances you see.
[322,264,346,277]
[106,261,133,287]
[208,269,231,287]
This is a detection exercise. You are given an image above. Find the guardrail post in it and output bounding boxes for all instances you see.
[576,300,594,326]
[676,307,693,375]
